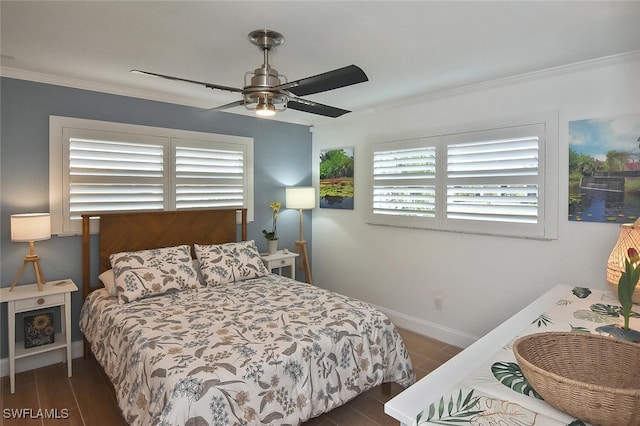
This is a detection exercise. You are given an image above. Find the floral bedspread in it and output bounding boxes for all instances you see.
[80,274,415,425]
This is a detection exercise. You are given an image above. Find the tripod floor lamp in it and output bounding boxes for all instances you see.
[10,213,51,291]
[286,187,315,284]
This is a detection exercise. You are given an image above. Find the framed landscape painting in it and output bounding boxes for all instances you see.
[319,147,354,209]
[569,113,640,223]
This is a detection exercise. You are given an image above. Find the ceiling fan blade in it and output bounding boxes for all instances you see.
[287,99,350,118]
[210,100,245,111]
[130,69,243,93]
[199,100,244,113]
[284,65,368,96]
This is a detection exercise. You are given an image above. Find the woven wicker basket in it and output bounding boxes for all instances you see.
[513,332,640,426]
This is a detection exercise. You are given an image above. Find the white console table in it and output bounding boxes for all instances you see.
[385,285,639,426]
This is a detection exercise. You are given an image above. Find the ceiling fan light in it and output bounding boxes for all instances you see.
[256,106,276,117]
[255,101,276,117]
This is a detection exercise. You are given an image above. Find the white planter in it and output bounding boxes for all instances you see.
[267,239,278,254]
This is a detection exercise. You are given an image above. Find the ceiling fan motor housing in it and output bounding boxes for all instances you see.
[248,66,282,88]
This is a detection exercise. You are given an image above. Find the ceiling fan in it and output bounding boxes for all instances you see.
[131,29,369,118]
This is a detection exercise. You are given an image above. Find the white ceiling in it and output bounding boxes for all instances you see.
[2,1,640,126]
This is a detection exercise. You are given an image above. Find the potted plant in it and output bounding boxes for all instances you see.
[598,247,640,341]
[262,201,281,254]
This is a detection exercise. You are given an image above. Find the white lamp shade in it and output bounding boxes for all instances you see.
[11,213,51,242]
[286,187,316,209]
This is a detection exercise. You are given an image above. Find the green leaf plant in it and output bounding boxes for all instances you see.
[618,247,640,330]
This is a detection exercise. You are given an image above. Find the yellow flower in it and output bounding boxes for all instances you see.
[263,201,282,240]
[32,314,51,330]
[269,202,282,213]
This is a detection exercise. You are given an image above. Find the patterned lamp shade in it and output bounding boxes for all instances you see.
[606,219,640,304]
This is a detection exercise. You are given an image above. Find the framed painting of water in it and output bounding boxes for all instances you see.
[319,147,354,209]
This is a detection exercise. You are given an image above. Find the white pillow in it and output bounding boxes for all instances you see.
[194,240,269,286]
[110,245,200,304]
[98,269,117,297]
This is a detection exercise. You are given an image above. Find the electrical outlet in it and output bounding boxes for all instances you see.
[434,295,443,311]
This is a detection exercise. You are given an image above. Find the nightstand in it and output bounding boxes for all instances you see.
[260,250,299,279]
[0,279,78,393]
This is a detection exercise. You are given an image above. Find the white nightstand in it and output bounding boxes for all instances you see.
[0,279,78,393]
[260,250,299,279]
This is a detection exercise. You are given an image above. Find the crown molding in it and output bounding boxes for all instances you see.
[355,49,640,117]
[0,66,215,109]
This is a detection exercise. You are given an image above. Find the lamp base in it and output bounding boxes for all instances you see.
[293,240,312,285]
[10,255,46,291]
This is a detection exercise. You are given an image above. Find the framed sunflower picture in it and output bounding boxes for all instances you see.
[24,312,55,348]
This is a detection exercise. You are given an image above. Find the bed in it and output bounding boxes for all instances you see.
[79,209,415,425]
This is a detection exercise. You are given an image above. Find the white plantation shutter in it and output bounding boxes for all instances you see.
[369,137,439,228]
[174,143,245,209]
[443,124,545,236]
[447,136,539,179]
[51,117,254,235]
[446,185,538,223]
[372,185,436,217]
[368,118,556,239]
[67,132,167,220]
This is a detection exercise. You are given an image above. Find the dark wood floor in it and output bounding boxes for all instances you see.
[0,328,461,425]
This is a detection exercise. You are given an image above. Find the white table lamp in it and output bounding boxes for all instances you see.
[10,213,51,291]
[286,187,315,284]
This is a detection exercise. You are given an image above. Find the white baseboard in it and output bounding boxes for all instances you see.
[0,340,84,377]
[374,304,478,349]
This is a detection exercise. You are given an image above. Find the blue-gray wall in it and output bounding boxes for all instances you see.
[0,77,312,358]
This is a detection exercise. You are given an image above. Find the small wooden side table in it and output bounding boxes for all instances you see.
[260,250,299,280]
[0,279,78,393]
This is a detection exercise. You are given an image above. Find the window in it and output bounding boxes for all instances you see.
[371,137,439,229]
[50,116,254,235]
[368,113,558,239]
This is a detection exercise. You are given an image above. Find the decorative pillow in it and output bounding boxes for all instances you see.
[194,240,269,286]
[100,262,202,296]
[98,269,117,297]
[110,245,200,304]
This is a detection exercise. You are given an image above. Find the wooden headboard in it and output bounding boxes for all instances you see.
[81,209,247,298]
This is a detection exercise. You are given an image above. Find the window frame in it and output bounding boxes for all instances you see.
[367,112,558,240]
[50,116,254,235]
